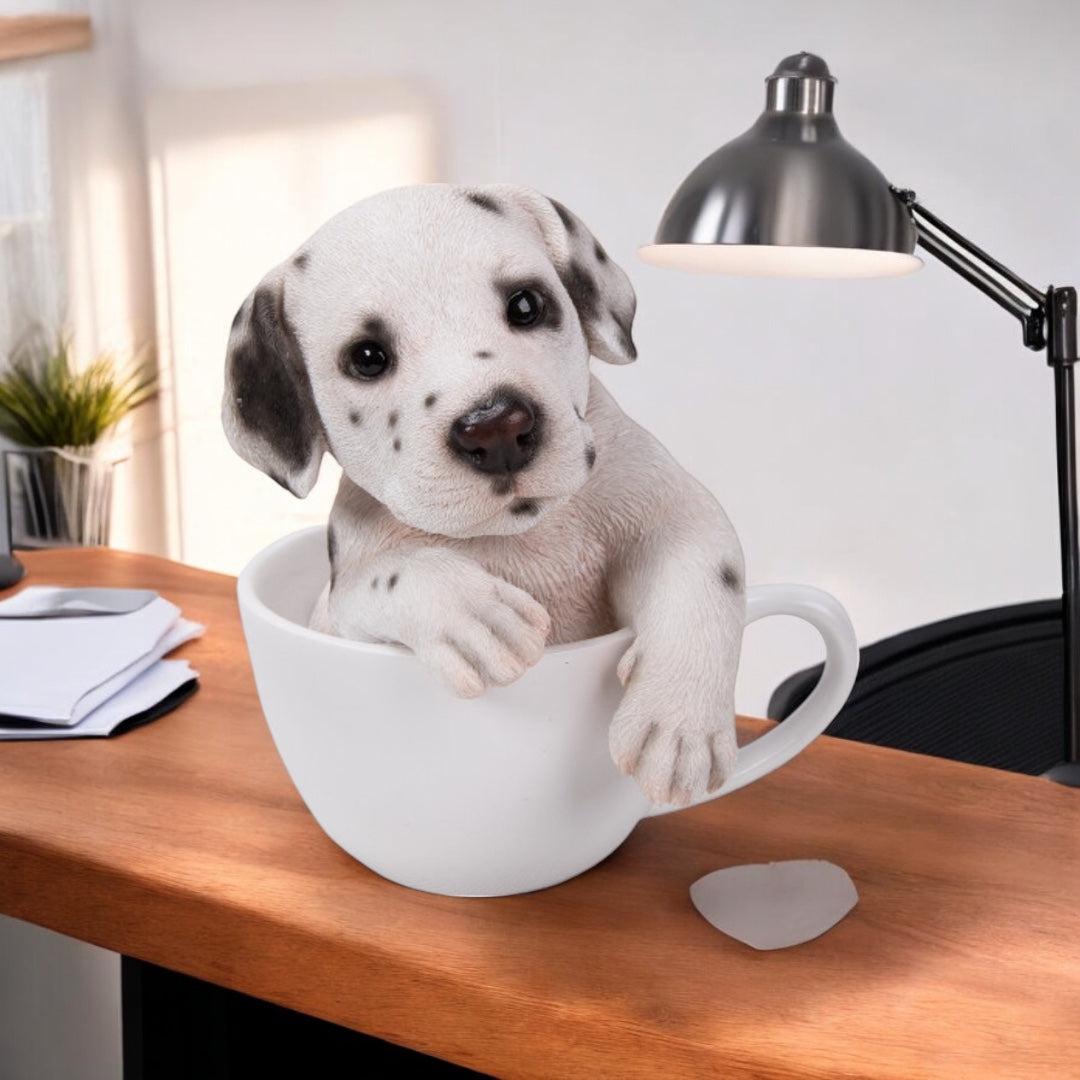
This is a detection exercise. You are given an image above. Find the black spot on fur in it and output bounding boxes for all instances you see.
[387,573,399,591]
[327,523,338,587]
[718,563,742,591]
[475,350,493,359]
[392,438,401,452]
[362,315,392,341]
[371,577,379,589]
[424,393,438,408]
[594,242,608,263]
[388,410,398,428]
[228,285,320,483]
[510,499,539,517]
[293,252,309,270]
[574,404,584,420]
[550,199,577,235]
[561,261,600,323]
[349,410,362,426]
[466,191,502,214]
[585,444,596,469]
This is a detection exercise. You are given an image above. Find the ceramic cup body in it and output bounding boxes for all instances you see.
[238,526,858,896]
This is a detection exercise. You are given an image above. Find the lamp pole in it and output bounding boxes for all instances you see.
[893,190,1080,782]
[1048,289,1080,779]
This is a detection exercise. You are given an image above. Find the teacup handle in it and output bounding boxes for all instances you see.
[649,583,858,815]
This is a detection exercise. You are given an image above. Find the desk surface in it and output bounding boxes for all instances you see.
[2,548,1079,1079]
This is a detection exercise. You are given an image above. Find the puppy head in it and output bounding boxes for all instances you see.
[223,184,637,537]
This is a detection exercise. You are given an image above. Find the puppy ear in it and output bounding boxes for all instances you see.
[222,276,326,497]
[485,185,638,365]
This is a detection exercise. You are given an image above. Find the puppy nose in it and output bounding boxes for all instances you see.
[450,396,538,474]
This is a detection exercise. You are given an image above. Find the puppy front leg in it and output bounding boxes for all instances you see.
[608,513,746,806]
[324,548,551,698]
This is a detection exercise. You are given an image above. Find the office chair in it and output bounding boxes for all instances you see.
[767,600,1065,775]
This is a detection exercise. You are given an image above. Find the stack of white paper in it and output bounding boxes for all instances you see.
[0,586,204,740]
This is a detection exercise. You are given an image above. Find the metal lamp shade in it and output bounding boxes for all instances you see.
[639,53,922,278]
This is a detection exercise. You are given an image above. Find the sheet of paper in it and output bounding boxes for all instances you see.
[0,586,159,618]
[0,659,198,740]
[0,596,196,723]
[65,618,203,725]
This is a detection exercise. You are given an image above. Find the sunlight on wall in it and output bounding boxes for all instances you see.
[146,80,438,571]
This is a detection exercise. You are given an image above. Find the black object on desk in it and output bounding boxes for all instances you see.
[768,599,1063,776]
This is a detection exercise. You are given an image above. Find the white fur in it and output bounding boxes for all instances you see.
[223,184,745,806]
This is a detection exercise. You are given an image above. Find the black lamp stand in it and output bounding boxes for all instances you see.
[894,188,1080,785]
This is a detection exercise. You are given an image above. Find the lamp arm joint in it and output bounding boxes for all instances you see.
[890,186,1053,354]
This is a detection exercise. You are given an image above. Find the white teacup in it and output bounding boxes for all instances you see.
[237,527,858,896]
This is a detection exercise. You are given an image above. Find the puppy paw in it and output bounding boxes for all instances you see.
[414,574,551,698]
[609,672,737,807]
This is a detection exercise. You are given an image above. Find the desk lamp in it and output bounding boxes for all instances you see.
[640,53,1080,786]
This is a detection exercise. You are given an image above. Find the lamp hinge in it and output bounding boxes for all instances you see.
[1048,287,1078,367]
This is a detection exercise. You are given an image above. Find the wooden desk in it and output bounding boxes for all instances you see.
[2,548,1079,1078]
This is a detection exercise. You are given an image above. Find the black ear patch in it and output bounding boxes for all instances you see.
[224,283,325,496]
[532,188,637,366]
[559,261,600,325]
[229,289,316,475]
[550,199,577,235]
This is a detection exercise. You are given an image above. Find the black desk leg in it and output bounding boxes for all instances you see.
[120,956,492,1079]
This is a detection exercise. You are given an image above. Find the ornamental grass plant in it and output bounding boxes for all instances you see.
[0,335,155,450]
[0,335,156,547]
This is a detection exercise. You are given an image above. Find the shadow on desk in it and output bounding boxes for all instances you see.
[122,958,492,1079]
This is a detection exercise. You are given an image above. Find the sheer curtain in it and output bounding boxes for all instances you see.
[0,3,75,563]
[0,64,63,362]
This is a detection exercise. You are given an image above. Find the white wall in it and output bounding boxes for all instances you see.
[130,0,1080,714]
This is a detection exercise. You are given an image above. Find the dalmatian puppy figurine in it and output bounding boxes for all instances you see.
[223,184,745,807]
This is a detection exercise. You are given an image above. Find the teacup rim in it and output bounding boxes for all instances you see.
[237,525,636,659]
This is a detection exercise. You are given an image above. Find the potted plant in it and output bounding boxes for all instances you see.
[0,335,155,548]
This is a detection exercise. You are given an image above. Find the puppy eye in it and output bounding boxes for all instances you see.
[343,340,392,380]
[506,289,545,328]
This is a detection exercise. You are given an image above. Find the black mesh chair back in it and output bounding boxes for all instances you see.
[767,600,1064,775]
